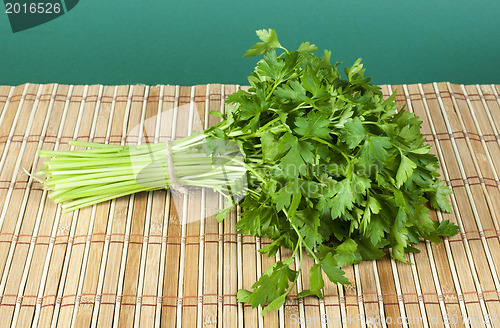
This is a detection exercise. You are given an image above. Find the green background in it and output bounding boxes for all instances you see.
[1,0,498,86]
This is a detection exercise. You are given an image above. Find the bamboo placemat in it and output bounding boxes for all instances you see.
[0,82,499,328]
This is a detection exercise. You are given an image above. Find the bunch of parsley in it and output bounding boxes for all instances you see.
[207,30,458,314]
[36,29,459,315]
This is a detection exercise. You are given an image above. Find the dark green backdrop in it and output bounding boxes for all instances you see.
[1,0,498,86]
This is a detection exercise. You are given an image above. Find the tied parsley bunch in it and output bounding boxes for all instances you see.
[215,30,458,314]
[35,29,458,315]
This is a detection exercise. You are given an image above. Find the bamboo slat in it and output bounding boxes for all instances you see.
[87,85,132,328]
[53,85,102,328]
[137,85,165,328]
[203,84,223,328]
[399,84,464,328]
[0,83,499,328]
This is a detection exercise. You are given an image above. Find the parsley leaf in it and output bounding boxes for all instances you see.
[294,111,331,139]
[437,219,460,236]
[278,132,314,176]
[241,260,297,308]
[320,253,350,285]
[341,117,366,149]
[396,154,417,188]
[244,29,282,57]
[428,179,453,213]
[329,178,355,219]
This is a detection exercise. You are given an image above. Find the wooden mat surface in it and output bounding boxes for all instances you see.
[0,83,499,328]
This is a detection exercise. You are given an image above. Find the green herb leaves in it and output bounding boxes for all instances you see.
[222,29,456,314]
[294,112,331,139]
[244,29,283,57]
[278,133,314,175]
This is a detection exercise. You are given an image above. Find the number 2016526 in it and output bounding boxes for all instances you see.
[5,2,61,14]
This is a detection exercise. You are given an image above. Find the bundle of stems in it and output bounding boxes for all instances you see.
[35,133,248,212]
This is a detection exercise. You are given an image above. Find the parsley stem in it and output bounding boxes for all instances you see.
[283,208,321,264]
[283,239,302,298]
[265,81,280,102]
[280,46,289,53]
[228,157,266,185]
[309,136,350,162]
[227,125,287,139]
[256,117,280,134]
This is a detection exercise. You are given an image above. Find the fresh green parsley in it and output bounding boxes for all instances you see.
[35,29,458,315]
